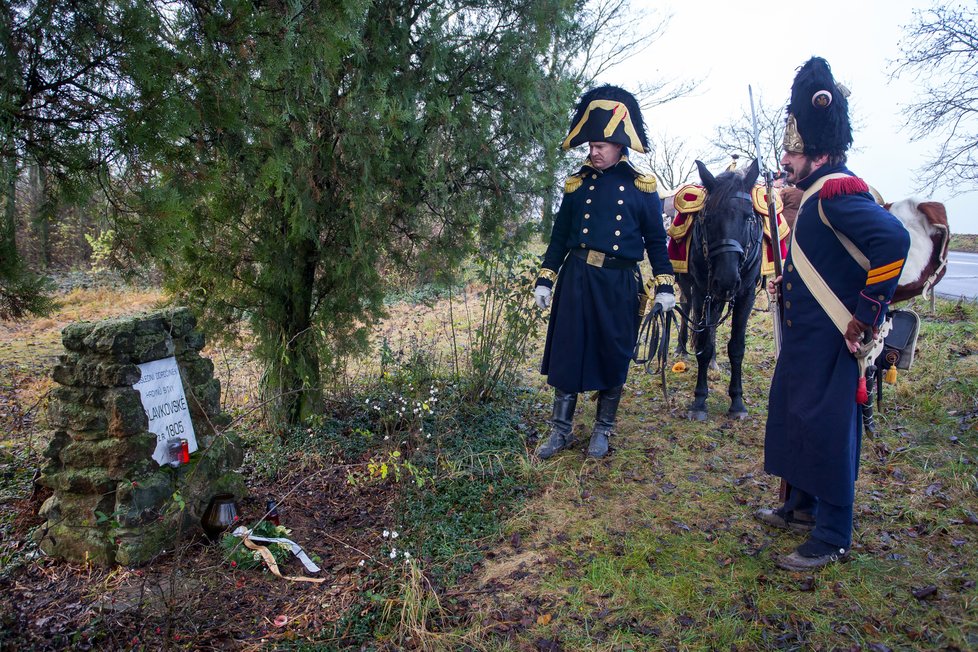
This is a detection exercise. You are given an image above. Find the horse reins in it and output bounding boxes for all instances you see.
[679,191,763,335]
[634,303,675,399]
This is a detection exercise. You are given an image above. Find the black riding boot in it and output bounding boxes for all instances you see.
[588,385,623,459]
[536,389,577,459]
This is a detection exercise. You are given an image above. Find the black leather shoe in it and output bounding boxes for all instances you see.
[754,507,815,532]
[776,546,849,571]
[776,537,849,571]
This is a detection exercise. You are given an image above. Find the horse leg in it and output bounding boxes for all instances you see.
[686,294,712,421]
[675,279,690,357]
[676,304,689,357]
[689,323,715,421]
[726,291,755,419]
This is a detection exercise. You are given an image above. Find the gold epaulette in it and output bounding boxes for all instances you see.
[564,175,583,193]
[673,184,706,213]
[634,174,657,193]
[751,186,784,217]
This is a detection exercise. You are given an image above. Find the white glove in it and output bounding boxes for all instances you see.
[653,292,676,312]
[534,285,552,310]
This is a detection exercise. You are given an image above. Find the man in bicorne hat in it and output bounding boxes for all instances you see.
[757,58,910,570]
[533,85,675,460]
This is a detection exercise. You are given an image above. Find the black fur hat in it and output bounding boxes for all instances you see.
[783,57,852,157]
[561,84,649,153]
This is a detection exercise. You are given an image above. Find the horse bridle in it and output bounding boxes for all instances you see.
[680,191,763,333]
[700,191,760,278]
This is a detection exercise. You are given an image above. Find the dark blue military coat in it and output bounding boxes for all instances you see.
[765,164,911,506]
[538,157,673,393]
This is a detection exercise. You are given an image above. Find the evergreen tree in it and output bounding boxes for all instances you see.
[0,0,143,318]
[126,0,595,426]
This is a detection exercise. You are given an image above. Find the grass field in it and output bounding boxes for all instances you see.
[949,233,978,253]
[1,279,976,650]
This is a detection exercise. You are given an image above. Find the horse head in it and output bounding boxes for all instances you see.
[694,159,761,301]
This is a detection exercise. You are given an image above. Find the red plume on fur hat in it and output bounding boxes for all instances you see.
[783,57,853,158]
[561,85,649,153]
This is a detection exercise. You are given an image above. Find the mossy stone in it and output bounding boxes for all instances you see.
[42,468,117,494]
[132,332,175,364]
[61,321,96,352]
[38,523,115,565]
[83,316,138,355]
[48,398,107,432]
[112,522,177,567]
[105,387,149,438]
[115,471,174,528]
[60,434,155,471]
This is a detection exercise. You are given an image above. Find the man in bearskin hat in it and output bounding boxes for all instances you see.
[756,58,911,570]
[532,85,675,460]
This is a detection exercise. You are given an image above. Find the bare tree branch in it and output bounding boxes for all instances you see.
[708,93,786,174]
[892,2,978,193]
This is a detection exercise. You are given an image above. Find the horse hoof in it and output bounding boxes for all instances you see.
[728,409,748,420]
[687,410,708,421]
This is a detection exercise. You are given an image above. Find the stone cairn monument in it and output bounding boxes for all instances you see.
[36,307,245,566]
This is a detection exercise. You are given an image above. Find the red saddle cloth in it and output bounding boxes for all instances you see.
[667,184,789,275]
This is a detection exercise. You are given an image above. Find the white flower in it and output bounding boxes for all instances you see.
[403,551,411,559]
[389,548,397,559]
[383,530,390,538]
[358,559,365,567]
[391,531,399,539]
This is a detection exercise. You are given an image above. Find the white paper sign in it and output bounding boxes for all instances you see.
[133,356,198,465]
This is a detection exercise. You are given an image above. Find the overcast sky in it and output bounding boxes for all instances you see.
[601,0,978,234]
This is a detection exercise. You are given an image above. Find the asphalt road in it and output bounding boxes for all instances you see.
[935,251,978,300]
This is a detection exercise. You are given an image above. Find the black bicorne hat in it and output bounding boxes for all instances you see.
[561,84,649,153]
[783,57,852,158]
